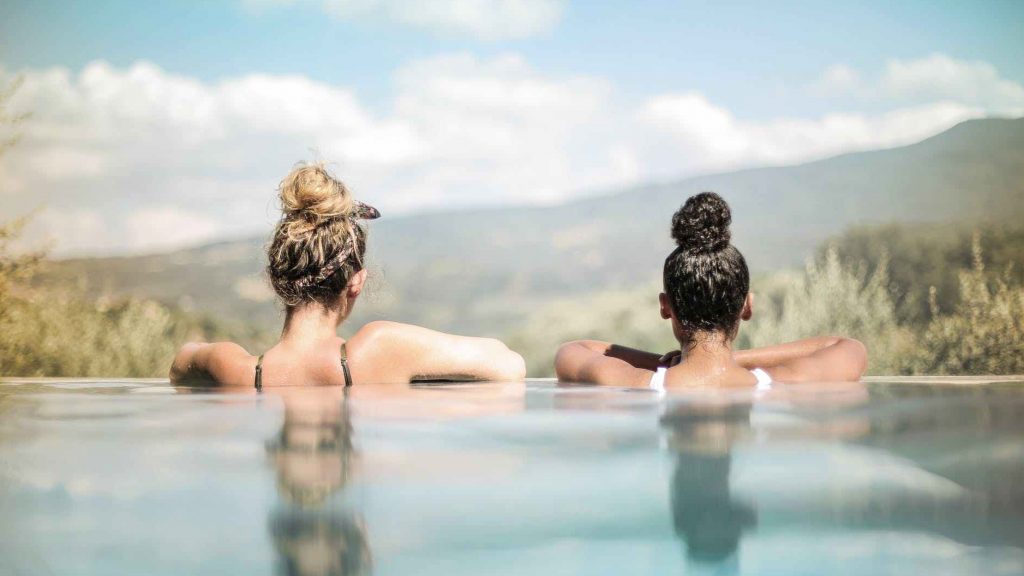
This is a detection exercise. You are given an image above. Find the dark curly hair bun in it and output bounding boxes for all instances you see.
[671,191,732,254]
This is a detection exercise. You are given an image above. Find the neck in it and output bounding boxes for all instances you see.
[281,303,346,345]
[677,332,737,368]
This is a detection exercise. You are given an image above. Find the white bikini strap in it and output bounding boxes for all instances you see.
[649,366,668,394]
[750,368,773,391]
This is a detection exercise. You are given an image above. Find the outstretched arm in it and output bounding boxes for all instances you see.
[349,321,526,384]
[735,336,867,382]
[554,340,657,387]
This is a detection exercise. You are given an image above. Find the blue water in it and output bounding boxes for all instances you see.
[1,378,1023,575]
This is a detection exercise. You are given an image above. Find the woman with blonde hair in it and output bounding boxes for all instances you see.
[170,163,525,388]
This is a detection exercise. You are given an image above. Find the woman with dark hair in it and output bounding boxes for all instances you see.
[555,192,866,390]
[170,162,525,388]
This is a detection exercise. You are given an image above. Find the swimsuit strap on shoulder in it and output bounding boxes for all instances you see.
[254,354,264,392]
[750,367,773,391]
[649,366,668,394]
[340,342,353,388]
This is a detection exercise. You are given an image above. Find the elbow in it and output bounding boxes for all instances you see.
[506,351,527,381]
[554,342,583,382]
[169,342,202,383]
[841,338,869,381]
[851,338,869,379]
[491,339,526,381]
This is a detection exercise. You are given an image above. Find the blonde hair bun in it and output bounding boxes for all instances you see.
[278,162,354,237]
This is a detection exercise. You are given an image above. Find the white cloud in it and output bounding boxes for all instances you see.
[377,53,621,206]
[246,0,566,40]
[637,93,982,174]
[811,54,1024,115]
[0,56,631,254]
[26,206,221,257]
[809,64,861,97]
[125,207,221,252]
[881,54,1024,111]
[0,54,1012,256]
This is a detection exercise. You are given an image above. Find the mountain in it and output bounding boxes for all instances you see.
[40,117,1024,337]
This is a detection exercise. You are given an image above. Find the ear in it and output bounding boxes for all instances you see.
[659,292,673,320]
[740,292,753,321]
[347,269,368,298]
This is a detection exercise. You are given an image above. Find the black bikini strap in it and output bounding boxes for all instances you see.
[254,354,264,392]
[340,342,353,388]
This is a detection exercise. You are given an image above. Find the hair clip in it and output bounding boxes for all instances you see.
[351,200,380,220]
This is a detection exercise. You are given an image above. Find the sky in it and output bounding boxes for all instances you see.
[1,0,1022,255]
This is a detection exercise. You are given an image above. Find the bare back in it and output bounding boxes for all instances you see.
[170,321,526,388]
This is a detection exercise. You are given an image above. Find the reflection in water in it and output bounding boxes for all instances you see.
[270,511,371,576]
[261,382,527,576]
[658,384,1024,572]
[661,402,756,569]
[267,389,371,576]
[843,384,1024,548]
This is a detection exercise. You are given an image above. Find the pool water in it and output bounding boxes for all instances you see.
[1,378,1023,575]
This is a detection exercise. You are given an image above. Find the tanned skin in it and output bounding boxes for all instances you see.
[170,270,526,388]
[555,293,867,389]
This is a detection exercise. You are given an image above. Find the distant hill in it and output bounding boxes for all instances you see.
[41,117,1024,337]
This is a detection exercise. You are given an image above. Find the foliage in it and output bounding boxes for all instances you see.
[823,222,1024,326]
[0,216,45,303]
[1,224,271,378]
[907,235,1024,374]
[0,276,272,378]
[1,294,191,377]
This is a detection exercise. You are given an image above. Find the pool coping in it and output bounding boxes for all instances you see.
[2,375,1024,387]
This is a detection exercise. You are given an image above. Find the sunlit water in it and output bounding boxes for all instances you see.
[1,377,1023,576]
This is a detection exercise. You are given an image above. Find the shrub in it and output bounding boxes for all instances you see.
[0,221,268,378]
[0,293,199,377]
[908,235,1024,374]
[822,222,1024,326]
[0,216,44,303]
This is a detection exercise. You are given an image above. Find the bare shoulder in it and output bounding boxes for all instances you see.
[344,322,413,384]
[349,321,441,352]
[354,320,435,340]
[171,341,256,386]
[351,320,406,341]
[347,321,397,354]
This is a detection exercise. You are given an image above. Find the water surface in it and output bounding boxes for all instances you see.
[1,378,1023,575]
